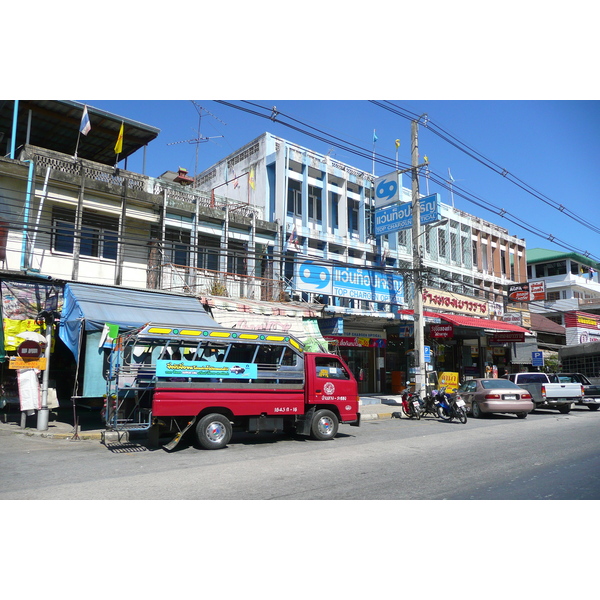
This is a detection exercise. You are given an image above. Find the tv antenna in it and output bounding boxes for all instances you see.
[167,101,226,185]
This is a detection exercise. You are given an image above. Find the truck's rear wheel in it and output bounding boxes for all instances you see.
[310,409,339,441]
[558,405,571,414]
[588,405,599,411]
[196,413,232,449]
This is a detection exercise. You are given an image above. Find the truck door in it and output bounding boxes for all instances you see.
[307,355,359,421]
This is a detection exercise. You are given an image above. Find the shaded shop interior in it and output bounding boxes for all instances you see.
[321,311,531,395]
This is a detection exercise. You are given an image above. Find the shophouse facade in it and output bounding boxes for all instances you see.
[1,102,531,410]
[195,132,530,392]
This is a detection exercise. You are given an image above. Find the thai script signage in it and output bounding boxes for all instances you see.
[324,336,386,348]
[564,311,600,345]
[507,281,545,303]
[422,288,489,317]
[489,332,525,343]
[430,323,454,338]
[156,359,258,379]
[296,260,403,305]
[374,194,442,236]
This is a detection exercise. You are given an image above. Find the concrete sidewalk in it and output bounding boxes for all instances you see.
[0,395,403,441]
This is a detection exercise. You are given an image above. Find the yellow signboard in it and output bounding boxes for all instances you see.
[8,357,47,370]
[438,371,460,393]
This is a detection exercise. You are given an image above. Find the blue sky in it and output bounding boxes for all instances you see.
[79,99,600,263]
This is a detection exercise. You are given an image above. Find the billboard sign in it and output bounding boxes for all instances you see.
[374,194,442,236]
[507,281,546,303]
[295,260,404,305]
[374,172,400,208]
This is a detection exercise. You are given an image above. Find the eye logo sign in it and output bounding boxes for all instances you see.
[374,172,400,208]
[298,261,332,292]
[376,178,397,202]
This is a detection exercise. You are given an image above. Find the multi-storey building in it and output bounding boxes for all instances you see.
[195,132,529,389]
[527,248,600,346]
[1,101,530,408]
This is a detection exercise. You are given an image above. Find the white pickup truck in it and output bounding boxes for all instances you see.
[552,373,600,411]
[505,372,584,414]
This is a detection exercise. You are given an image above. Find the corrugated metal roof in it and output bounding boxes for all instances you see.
[526,247,599,269]
[59,282,217,357]
[0,100,160,166]
[429,312,530,333]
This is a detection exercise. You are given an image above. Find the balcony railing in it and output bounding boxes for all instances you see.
[160,263,286,302]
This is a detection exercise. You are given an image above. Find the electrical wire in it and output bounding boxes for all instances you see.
[215,100,600,262]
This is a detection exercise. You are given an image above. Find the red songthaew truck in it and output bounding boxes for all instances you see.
[105,323,360,450]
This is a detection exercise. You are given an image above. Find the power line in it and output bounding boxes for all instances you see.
[214,100,600,263]
[372,100,600,237]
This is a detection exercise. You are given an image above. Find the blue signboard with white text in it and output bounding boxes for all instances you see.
[156,359,257,379]
[295,260,404,305]
[531,351,544,367]
[374,193,442,236]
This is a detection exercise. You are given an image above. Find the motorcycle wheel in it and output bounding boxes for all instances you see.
[457,407,467,424]
[437,405,452,421]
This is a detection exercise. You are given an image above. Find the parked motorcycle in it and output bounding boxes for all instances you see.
[401,390,422,420]
[420,389,441,418]
[437,387,468,424]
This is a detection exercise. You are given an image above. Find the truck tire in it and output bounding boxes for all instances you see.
[196,413,232,450]
[588,405,599,411]
[310,409,339,441]
[558,405,571,414]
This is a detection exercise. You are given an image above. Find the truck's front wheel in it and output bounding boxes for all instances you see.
[310,409,339,441]
[196,413,232,450]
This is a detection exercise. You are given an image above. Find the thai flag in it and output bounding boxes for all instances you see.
[80,105,91,136]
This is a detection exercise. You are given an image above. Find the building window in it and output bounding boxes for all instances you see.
[348,199,359,234]
[329,191,339,229]
[197,235,220,271]
[547,291,560,301]
[287,179,302,216]
[227,240,247,275]
[438,228,447,258]
[53,210,118,260]
[164,228,190,267]
[308,185,322,223]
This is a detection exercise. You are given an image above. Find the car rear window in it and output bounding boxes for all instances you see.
[481,380,520,390]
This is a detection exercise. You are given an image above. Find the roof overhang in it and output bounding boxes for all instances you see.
[1,100,160,166]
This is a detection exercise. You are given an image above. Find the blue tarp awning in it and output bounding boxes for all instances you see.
[59,282,218,358]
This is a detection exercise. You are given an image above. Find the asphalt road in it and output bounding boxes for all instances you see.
[1,406,599,501]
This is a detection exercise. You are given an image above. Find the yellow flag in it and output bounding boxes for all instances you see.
[395,139,400,149]
[249,167,255,190]
[114,122,124,154]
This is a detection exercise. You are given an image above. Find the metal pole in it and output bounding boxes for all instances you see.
[411,120,425,398]
[36,318,53,431]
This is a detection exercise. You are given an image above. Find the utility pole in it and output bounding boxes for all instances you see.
[411,119,426,398]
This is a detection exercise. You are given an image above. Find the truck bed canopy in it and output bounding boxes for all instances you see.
[59,282,219,358]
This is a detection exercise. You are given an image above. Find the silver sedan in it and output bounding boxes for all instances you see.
[456,378,534,419]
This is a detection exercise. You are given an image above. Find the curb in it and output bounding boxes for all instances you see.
[0,424,103,441]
